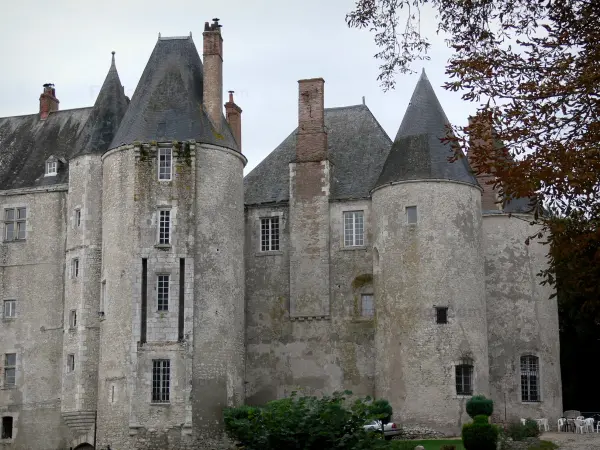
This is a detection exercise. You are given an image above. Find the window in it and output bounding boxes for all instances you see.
[3,354,16,388]
[45,161,57,176]
[436,307,448,324]
[157,275,169,311]
[521,355,540,402]
[75,209,81,228]
[344,211,364,247]
[152,359,170,403]
[3,300,16,319]
[406,206,418,224]
[158,209,171,245]
[1,416,13,439]
[361,294,374,318]
[67,354,75,373]
[260,217,280,251]
[158,148,172,181]
[69,310,77,328]
[71,258,79,278]
[456,358,473,396]
[4,208,26,241]
[100,280,106,314]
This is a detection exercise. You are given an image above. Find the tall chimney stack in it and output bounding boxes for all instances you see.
[224,91,242,151]
[40,83,59,120]
[296,78,327,161]
[203,18,223,131]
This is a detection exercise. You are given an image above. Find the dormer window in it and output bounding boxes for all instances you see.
[45,161,57,176]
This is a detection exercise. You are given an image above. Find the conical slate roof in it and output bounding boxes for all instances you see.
[76,52,129,155]
[375,70,477,188]
[109,36,238,151]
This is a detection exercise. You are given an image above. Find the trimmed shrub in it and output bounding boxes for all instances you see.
[524,418,542,438]
[466,395,494,418]
[473,414,489,424]
[462,421,499,450]
[506,419,541,441]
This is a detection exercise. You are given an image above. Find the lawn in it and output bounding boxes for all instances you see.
[389,439,465,450]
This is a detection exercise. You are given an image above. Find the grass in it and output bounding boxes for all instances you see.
[527,441,559,450]
[389,439,465,450]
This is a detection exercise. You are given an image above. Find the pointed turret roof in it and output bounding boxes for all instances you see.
[375,70,477,188]
[76,52,129,155]
[109,36,238,150]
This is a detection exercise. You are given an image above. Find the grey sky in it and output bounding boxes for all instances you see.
[0,0,471,174]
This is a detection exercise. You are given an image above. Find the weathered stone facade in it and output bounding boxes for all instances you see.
[0,19,561,450]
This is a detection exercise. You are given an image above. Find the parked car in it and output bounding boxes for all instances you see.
[363,420,402,440]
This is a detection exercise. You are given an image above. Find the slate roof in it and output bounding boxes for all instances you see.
[243,104,392,205]
[375,70,478,188]
[109,36,239,151]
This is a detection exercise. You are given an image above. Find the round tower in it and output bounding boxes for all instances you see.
[372,71,489,434]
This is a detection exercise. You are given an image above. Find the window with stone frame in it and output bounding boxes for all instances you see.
[75,208,81,228]
[157,275,170,311]
[69,309,77,329]
[455,358,474,396]
[521,355,541,402]
[45,160,57,176]
[158,148,173,181]
[4,207,26,241]
[360,294,374,318]
[67,354,75,373]
[3,300,16,319]
[71,258,80,278]
[344,211,364,247]
[152,359,170,403]
[158,209,171,245]
[406,206,418,224]
[3,354,16,388]
[260,217,280,251]
[1,416,13,439]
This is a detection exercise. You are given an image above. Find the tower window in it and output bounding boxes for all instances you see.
[71,258,80,278]
[67,354,75,373]
[157,275,170,311]
[4,207,27,241]
[3,354,16,388]
[406,206,418,224]
[75,208,81,228]
[436,307,448,324]
[521,355,540,402]
[344,211,364,247]
[3,300,16,319]
[456,358,473,396]
[361,294,374,317]
[45,161,57,176]
[69,309,77,329]
[1,416,13,439]
[152,359,170,403]
[158,148,173,181]
[158,209,171,245]
[260,217,280,251]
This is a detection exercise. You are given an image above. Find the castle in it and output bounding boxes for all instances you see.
[0,19,562,450]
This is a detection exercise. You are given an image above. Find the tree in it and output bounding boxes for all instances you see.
[347,0,600,314]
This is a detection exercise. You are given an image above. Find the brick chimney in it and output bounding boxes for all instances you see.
[224,91,242,151]
[39,83,59,120]
[203,18,223,131]
[296,78,327,162]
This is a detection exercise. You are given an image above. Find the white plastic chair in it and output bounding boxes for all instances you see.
[520,418,526,426]
[536,418,549,432]
[558,418,565,432]
[574,419,586,434]
[577,416,585,420]
[596,420,600,433]
[584,418,594,433]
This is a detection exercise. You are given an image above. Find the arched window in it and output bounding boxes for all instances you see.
[521,355,540,402]
[456,357,474,395]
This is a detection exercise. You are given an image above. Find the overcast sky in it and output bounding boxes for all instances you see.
[0,0,472,174]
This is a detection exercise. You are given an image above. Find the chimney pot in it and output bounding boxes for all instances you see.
[39,83,59,120]
[225,90,242,151]
[296,78,327,162]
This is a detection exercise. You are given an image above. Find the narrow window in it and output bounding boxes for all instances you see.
[3,300,16,319]
[521,355,540,402]
[111,385,115,403]
[360,294,374,318]
[69,310,77,328]
[100,281,106,314]
[178,259,185,341]
[45,161,57,176]
[4,208,27,241]
[4,354,16,388]
[456,358,474,395]
[436,307,448,324]
[158,148,173,181]
[343,211,364,247]
[1,417,13,439]
[67,354,75,373]
[157,275,170,311]
[406,206,418,224]
[152,359,170,403]
[158,209,171,245]
[260,217,280,251]
[75,209,81,228]
[71,258,80,278]
[141,260,148,344]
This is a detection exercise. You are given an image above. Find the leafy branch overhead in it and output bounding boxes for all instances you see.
[347,0,600,315]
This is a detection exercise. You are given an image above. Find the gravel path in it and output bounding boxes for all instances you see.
[542,431,600,449]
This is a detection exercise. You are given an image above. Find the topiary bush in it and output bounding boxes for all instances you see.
[462,421,499,450]
[466,395,494,418]
[506,419,541,442]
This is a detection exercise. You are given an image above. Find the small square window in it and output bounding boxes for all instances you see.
[344,211,364,247]
[69,310,77,328]
[67,354,75,373]
[45,161,57,176]
[3,300,16,319]
[406,206,418,224]
[436,307,448,324]
[71,258,80,278]
[75,209,81,228]
[4,353,16,388]
[1,416,13,439]
[260,217,280,251]
[361,294,374,318]
[158,209,171,245]
[158,148,173,181]
[157,275,170,311]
